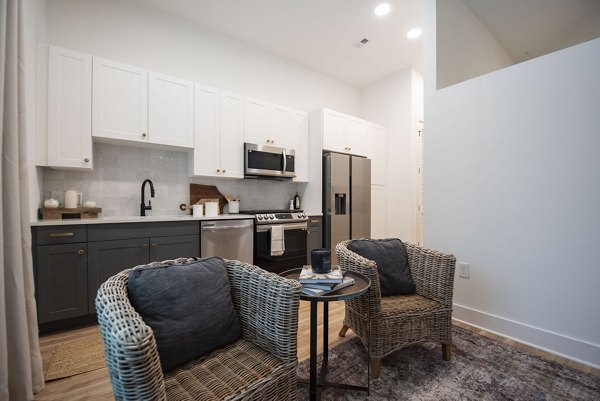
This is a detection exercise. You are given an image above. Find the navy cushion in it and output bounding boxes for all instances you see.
[127,257,241,371]
[347,239,415,296]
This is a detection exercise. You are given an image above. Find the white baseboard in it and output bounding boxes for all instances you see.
[453,303,600,370]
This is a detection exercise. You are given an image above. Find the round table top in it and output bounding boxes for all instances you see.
[280,267,371,302]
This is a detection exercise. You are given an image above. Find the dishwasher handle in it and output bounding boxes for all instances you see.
[202,224,253,231]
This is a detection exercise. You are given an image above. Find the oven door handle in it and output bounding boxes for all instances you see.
[256,222,308,232]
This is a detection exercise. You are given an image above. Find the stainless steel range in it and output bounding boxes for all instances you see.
[242,209,309,274]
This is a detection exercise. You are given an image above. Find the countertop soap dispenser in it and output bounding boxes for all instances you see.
[294,192,301,210]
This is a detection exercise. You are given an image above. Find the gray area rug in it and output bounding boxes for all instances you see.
[297,326,600,400]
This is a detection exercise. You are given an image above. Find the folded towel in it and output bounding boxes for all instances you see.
[270,225,285,256]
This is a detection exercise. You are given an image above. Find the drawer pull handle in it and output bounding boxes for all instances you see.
[142,243,149,248]
[151,243,158,247]
[49,232,74,238]
[78,249,85,255]
[310,220,319,223]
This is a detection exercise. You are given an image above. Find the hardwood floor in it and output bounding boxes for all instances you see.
[35,301,599,400]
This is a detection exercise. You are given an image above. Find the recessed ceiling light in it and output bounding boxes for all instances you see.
[406,28,422,39]
[374,3,391,17]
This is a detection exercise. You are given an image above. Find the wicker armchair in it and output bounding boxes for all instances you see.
[96,258,301,401]
[336,240,456,379]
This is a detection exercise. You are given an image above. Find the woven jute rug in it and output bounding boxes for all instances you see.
[45,332,106,381]
[297,326,600,400]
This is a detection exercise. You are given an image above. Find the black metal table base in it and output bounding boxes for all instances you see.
[300,301,369,401]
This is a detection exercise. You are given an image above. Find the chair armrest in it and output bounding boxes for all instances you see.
[95,269,167,401]
[405,243,456,307]
[336,241,382,317]
[226,260,301,364]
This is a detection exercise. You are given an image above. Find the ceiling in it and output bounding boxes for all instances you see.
[463,0,600,63]
[135,0,600,88]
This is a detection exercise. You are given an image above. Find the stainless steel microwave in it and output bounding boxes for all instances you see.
[244,143,295,179]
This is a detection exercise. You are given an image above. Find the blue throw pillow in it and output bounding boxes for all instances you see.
[127,257,241,371]
[347,239,415,296]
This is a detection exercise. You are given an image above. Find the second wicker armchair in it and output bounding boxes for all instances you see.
[336,240,456,379]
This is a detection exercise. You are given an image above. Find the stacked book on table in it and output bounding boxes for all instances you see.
[298,265,355,296]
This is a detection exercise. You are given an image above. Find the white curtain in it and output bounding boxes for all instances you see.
[0,0,45,399]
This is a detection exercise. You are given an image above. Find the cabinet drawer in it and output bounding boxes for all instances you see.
[34,225,87,245]
[88,221,199,241]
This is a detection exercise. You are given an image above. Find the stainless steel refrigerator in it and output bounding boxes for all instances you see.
[323,152,371,264]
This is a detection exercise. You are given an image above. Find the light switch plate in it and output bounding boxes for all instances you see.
[459,262,470,278]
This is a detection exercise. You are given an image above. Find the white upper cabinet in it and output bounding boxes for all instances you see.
[148,71,194,148]
[292,110,309,182]
[244,97,269,145]
[321,108,368,156]
[244,97,293,148]
[322,109,346,153]
[368,123,387,186]
[269,104,292,148]
[47,46,93,170]
[220,91,244,178]
[346,117,369,157]
[191,84,220,177]
[92,57,148,143]
[191,86,243,178]
[93,58,193,149]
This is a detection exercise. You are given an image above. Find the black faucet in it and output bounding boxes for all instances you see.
[140,179,155,216]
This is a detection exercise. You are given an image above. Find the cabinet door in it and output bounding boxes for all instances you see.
[36,243,88,323]
[269,104,292,148]
[346,117,368,156]
[244,97,270,145]
[149,234,200,262]
[306,217,322,264]
[292,109,309,182]
[92,57,148,143]
[220,91,244,178]
[148,71,194,148]
[47,46,93,170]
[322,109,347,153]
[87,238,149,313]
[191,84,221,177]
[371,185,387,239]
[369,124,387,185]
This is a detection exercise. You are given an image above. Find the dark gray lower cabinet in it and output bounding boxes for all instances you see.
[306,217,322,264]
[87,238,149,314]
[33,221,200,329]
[37,243,88,323]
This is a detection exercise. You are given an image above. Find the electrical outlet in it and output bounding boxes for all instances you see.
[458,262,470,278]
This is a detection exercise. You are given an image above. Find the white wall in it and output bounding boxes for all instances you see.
[43,0,359,115]
[360,69,423,243]
[436,0,513,89]
[425,0,600,368]
[33,0,362,217]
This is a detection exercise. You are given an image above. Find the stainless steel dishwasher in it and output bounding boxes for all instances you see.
[201,219,254,264]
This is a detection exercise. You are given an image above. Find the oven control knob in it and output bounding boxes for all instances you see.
[257,215,263,220]
[269,214,275,219]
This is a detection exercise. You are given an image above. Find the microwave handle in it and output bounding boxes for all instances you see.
[282,149,287,174]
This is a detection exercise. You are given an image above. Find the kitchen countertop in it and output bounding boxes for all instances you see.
[30,214,255,226]
[305,212,323,216]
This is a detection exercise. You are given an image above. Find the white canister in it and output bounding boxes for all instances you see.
[229,200,240,214]
[192,204,203,217]
[64,189,82,209]
[205,202,219,217]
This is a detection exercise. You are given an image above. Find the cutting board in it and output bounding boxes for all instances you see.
[190,184,228,214]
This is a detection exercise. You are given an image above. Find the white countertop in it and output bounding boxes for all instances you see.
[305,212,323,217]
[30,214,255,226]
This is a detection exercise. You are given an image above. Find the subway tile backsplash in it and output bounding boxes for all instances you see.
[42,143,300,217]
